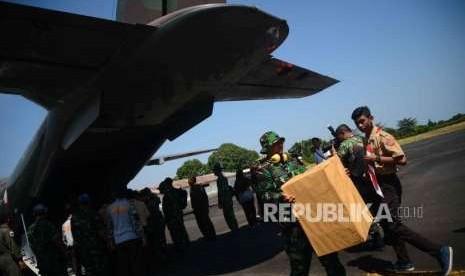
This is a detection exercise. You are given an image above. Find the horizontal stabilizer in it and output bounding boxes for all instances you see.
[214,58,338,101]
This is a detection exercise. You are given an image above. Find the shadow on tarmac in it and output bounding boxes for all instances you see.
[157,222,284,276]
[345,240,386,254]
[347,255,393,274]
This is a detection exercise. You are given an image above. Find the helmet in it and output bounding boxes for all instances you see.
[260,131,285,154]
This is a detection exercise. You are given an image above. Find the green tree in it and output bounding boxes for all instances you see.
[450,113,465,122]
[397,117,417,137]
[415,125,431,134]
[383,127,398,138]
[207,143,259,172]
[176,159,210,179]
[427,119,436,127]
[376,122,399,137]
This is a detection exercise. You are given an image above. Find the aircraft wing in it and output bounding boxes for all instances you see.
[0,1,155,109]
[215,57,337,101]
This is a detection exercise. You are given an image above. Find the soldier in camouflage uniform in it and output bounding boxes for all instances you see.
[71,194,109,276]
[254,131,346,276]
[159,178,190,253]
[335,123,387,207]
[140,188,168,262]
[28,204,68,276]
[0,212,24,276]
[335,124,372,197]
[213,164,239,232]
[189,177,216,240]
[335,124,385,249]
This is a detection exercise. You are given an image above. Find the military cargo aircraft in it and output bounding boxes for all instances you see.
[0,1,337,227]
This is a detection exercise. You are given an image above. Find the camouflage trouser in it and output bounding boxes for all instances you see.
[166,214,190,252]
[145,218,168,259]
[114,239,144,276]
[36,255,68,276]
[221,196,238,231]
[76,245,109,276]
[282,223,346,276]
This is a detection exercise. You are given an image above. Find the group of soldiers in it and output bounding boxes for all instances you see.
[161,163,256,251]
[0,105,454,276]
[252,105,453,276]
[187,160,263,240]
[0,186,170,276]
[0,164,251,276]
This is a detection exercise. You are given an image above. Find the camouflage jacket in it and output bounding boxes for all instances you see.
[254,155,307,204]
[0,223,21,261]
[28,217,66,263]
[337,135,368,178]
[71,206,107,250]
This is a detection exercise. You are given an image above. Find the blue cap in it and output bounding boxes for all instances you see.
[32,204,47,214]
[78,193,91,204]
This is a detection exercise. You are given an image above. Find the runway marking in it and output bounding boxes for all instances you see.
[366,270,465,276]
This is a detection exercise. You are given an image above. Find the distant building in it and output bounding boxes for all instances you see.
[174,172,235,195]
[148,172,235,195]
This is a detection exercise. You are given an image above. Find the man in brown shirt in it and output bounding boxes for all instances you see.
[366,120,406,198]
[352,106,453,275]
[367,126,405,174]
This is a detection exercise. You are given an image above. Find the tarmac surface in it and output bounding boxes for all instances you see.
[158,130,465,276]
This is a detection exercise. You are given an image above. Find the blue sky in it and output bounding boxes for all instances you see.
[1,0,464,188]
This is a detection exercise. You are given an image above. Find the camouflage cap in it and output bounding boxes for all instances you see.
[260,131,285,154]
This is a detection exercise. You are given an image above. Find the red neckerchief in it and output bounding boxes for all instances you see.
[365,126,384,198]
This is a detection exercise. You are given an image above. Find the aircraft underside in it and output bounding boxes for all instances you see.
[0,2,338,224]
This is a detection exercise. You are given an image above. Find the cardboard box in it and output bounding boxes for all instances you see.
[281,156,373,256]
